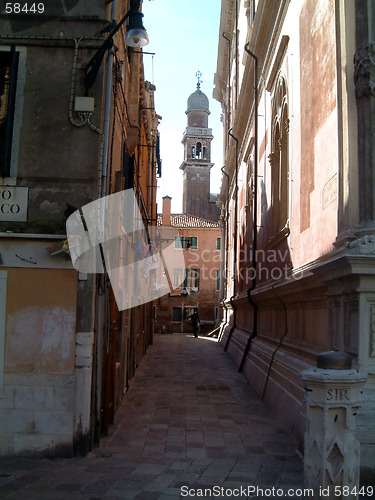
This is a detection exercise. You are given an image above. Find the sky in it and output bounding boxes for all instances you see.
[141,0,223,214]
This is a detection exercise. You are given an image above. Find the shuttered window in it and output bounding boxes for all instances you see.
[0,47,19,177]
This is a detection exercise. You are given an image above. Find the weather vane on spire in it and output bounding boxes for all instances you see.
[196,70,203,89]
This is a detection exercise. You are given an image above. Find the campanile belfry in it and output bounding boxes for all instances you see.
[180,73,220,221]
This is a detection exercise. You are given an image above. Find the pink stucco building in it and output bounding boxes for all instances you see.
[214,0,375,480]
[154,196,220,335]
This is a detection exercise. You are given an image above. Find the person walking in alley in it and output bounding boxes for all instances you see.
[189,309,200,338]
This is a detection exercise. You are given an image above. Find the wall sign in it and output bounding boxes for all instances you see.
[0,187,28,222]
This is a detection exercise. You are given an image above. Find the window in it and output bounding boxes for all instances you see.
[172,307,182,322]
[216,237,221,250]
[156,133,162,177]
[174,236,183,248]
[185,236,197,249]
[0,47,19,178]
[269,73,289,238]
[174,268,183,287]
[184,268,200,289]
[216,269,220,291]
[245,0,256,24]
[122,150,135,189]
[196,142,202,159]
[183,307,196,320]
[191,145,195,158]
[174,236,197,249]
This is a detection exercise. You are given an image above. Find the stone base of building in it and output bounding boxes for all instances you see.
[0,374,75,458]
[219,252,375,477]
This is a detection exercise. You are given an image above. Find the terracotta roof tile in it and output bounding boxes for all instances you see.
[157,213,219,229]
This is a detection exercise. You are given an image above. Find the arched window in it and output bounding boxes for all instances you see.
[191,145,195,158]
[196,142,202,159]
[203,146,206,159]
[269,74,289,238]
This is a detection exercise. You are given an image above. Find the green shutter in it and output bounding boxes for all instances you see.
[195,269,200,289]
[172,307,182,322]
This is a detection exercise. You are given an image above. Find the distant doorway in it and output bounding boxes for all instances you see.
[172,305,198,334]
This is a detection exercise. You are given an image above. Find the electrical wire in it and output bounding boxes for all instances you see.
[68,38,102,133]
[68,38,85,128]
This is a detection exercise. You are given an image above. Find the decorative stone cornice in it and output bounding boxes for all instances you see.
[346,234,375,255]
[354,42,375,98]
[284,117,290,135]
[268,151,278,166]
[213,0,235,104]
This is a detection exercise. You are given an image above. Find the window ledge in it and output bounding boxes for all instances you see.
[267,222,290,249]
[0,177,16,186]
[0,232,66,239]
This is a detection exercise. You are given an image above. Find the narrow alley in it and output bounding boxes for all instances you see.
[0,334,304,499]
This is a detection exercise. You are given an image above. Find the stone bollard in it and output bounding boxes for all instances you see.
[301,351,367,499]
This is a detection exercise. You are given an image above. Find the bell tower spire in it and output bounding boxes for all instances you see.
[180,73,219,221]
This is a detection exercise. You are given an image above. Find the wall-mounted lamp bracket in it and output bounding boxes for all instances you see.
[85,0,146,90]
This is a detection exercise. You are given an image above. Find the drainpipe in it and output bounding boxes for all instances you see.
[221,166,230,298]
[95,0,117,442]
[239,43,259,373]
[261,282,288,400]
[222,32,231,135]
[235,0,239,108]
[224,130,239,352]
[100,16,116,196]
[219,166,230,341]
[219,32,231,344]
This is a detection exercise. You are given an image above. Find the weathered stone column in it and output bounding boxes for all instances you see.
[353,1,375,233]
[301,352,367,499]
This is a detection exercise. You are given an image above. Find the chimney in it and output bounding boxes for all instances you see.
[162,196,172,226]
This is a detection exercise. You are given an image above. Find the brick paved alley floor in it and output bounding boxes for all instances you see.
[0,334,304,499]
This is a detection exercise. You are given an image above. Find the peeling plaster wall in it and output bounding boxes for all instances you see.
[5,269,76,373]
[0,0,106,456]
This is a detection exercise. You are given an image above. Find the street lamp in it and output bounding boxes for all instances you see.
[124,9,149,47]
[85,0,149,90]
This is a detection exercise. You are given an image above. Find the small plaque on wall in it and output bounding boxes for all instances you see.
[322,174,337,210]
[0,187,28,222]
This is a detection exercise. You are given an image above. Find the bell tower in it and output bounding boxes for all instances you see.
[180,72,218,221]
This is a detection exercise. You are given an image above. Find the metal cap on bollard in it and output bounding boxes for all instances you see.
[317,349,352,370]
